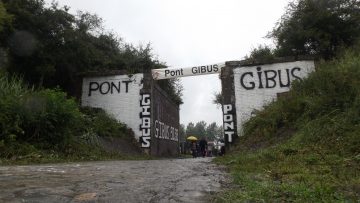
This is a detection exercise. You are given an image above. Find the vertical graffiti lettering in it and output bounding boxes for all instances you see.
[140,93,151,148]
[223,104,235,143]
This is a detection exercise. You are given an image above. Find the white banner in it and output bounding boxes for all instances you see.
[152,62,225,80]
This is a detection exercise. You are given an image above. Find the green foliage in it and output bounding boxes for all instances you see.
[80,107,133,139]
[212,91,223,107]
[179,124,186,142]
[20,89,82,149]
[0,0,182,103]
[0,73,31,143]
[0,74,81,149]
[244,44,360,140]
[194,121,207,137]
[244,45,275,63]
[185,121,222,141]
[156,78,183,104]
[205,122,219,141]
[0,72,143,163]
[0,0,12,33]
[269,0,360,59]
[215,45,360,201]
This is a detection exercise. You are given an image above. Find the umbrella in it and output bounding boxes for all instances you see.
[186,136,198,141]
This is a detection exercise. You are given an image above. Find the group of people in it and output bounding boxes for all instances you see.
[190,138,208,158]
[188,138,226,158]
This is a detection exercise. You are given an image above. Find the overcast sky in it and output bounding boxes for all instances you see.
[45,0,290,127]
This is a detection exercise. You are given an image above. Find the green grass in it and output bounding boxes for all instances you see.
[0,73,148,165]
[0,141,151,165]
[214,46,360,202]
[215,139,360,202]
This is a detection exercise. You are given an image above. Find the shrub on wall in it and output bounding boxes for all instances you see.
[80,107,132,139]
[0,72,137,161]
[19,89,82,149]
[244,43,360,150]
[0,74,82,150]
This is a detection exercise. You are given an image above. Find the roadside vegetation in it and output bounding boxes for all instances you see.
[215,46,360,202]
[0,0,166,164]
[215,0,360,202]
[0,72,147,165]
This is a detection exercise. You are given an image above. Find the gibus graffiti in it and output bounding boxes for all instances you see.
[232,60,315,137]
[154,120,179,141]
[140,93,151,148]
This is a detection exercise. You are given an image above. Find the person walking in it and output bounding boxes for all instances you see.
[191,141,197,158]
[199,137,208,157]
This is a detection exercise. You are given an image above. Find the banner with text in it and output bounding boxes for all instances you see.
[152,63,225,80]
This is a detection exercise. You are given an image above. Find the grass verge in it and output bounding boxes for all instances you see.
[214,46,360,202]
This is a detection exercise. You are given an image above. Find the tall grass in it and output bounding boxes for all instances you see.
[0,73,32,97]
[0,73,30,143]
[0,72,140,164]
[215,46,360,202]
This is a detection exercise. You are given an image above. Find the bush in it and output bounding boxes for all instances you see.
[216,44,360,202]
[0,73,82,150]
[80,107,132,139]
[0,74,30,143]
[244,44,360,147]
[19,89,82,149]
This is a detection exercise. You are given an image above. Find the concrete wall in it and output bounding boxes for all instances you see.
[80,72,180,156]
[232,60,315,135]
[151,83,180,156]
[81,74,144,141]
[220,66,238,145]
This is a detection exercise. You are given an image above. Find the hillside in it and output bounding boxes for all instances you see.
[215,46,360,202]
[0,73,146,164]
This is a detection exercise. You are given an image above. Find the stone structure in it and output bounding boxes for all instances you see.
[221,57,316,144]
[80,71,179,156]
[151,83,180,156]
[79,57,315,153]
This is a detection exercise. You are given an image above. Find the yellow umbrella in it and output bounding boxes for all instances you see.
[187,136,198,141]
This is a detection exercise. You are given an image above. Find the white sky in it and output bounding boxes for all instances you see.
[46,0,290,126]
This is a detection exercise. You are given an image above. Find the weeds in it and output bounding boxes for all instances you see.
[0,72,145,165]
[215,46,360,202]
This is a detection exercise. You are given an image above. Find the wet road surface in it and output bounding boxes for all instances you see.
[0,158,227,203]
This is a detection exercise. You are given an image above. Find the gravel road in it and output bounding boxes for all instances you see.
[0,158,227,203]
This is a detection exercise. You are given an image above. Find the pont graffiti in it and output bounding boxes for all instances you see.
[87,80,133,96]
[223,104,235,143]
[140,93,151,148]
[240,66,302,90]
[154,120,179,141]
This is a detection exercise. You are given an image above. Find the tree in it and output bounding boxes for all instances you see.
[179,124,186,142]
[186,122,196,136]
[0,0,12,70]
[244,45,275,62]
[215,125,224,140]
[212,91,223,108]
[194,121,207,137]
[205,122,218,141]
[0,0,12,33]
[1,0,182,103]
[269,0,360,59]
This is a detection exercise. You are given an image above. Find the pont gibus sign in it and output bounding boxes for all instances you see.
[81,60,315,152]
[152,63,225,80]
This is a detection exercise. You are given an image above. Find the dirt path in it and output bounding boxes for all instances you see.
[0,158,227,203]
